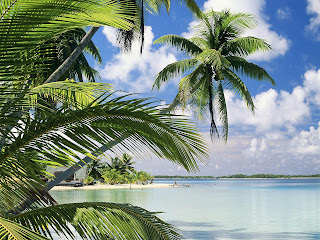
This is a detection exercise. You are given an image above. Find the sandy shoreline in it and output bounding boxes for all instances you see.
[50,183,174,191]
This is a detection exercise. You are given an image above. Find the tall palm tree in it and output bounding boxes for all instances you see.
[153,10,275,140]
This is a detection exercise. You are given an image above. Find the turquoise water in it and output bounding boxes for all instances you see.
[50,179,320,239]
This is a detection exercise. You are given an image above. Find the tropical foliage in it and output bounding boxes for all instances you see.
[102,169,153,185]
[106,153,136,175]
[153,10,275,140]
[87,159,106,180]
[0,0,208,239]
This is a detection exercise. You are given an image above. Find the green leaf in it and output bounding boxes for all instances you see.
[12,202,182,240]
[154,34,202,55]
[0,216,50,240]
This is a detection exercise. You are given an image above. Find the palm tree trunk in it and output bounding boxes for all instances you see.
[46,137,121,190]
[44,26,100,84]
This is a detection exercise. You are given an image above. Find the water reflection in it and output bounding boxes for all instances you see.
[51,188,151,207]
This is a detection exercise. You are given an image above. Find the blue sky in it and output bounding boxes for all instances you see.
[90,0,320,176]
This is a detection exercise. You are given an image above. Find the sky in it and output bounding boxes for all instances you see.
[89,0,320,176]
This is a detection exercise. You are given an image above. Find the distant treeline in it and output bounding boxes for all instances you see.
[154,174,320,179]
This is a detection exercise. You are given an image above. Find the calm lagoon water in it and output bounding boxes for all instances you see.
[50,179,320,240]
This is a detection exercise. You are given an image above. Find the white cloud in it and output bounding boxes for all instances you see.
[306,0,320,39]
[102,27,118,47]
[291,122,320,154]
[276,7,291,20]
[100,26,177,92]
[133,67,320,176]
[303,68,320,107]
[183,0,290,61]
[225,86,310,132]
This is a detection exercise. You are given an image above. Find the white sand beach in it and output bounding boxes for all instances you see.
[50,183,174,191]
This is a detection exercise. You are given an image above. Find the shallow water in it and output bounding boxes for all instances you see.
[50,179,320,240]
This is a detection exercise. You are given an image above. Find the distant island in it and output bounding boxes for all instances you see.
[154,174,320,179]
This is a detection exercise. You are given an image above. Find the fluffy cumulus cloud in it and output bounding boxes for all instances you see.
[306,0,320,39]
[100,26,177,92]
[183,0,290,61]
[291,123,320,154]
[225,86,310,132]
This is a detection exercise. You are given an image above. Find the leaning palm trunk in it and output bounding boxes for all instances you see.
[44,26,100,84]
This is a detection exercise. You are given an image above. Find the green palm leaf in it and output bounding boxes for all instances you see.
[222,69,255,111]
[153,59,199,90]
[215,81,228,141]
[12,202,182,240]
[28,80,112,109]
[0,216,50,240]
[154,34,202,55]
[224,37,271,57]
[226,56,275,84]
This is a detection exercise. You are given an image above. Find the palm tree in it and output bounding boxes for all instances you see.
[122,153,135,173]
[45,0,202,84]
[42,28,102,83]
[1,84,207,238]
[153,10,275,140]
[106,153,135,175]
[135,171,152,184]
[87,159,106,180]
[1,1,208,238]
[102,169,124,184]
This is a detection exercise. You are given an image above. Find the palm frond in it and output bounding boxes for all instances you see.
[196,49,230,69]
[0,0,137,89]
[222,68,254,111]
[154,34,202,55]
[12,202,182,240]
[153,59,198,90]
[178,64,206,106]
[178,0,202,18]
[220,12,257,32]
[224,37,271,57]
[2,94,207,188]
[188,76,210,121]
[1,181,57,217]
[0,216,50,240]
[226,56,275,84]
[28,80,112,109]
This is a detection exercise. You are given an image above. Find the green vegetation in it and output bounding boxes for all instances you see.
[0,0,208,239]
[102,169,153,185]
[153,10,274,140]
[88,154,154,185]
